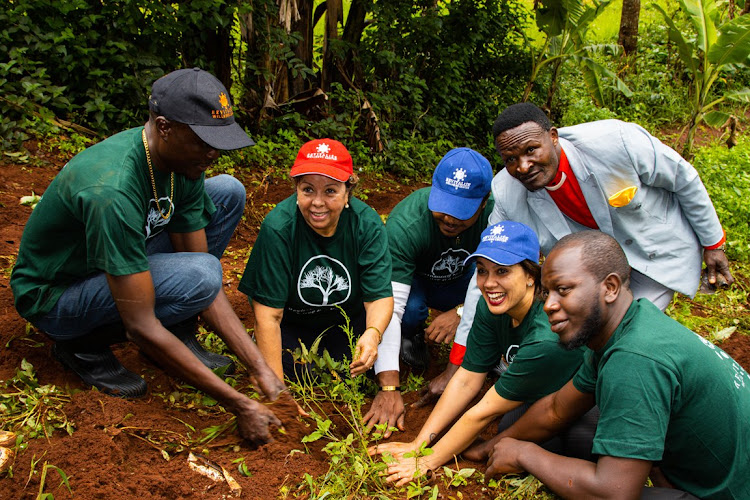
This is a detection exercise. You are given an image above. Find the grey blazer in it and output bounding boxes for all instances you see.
[491,119,723,296]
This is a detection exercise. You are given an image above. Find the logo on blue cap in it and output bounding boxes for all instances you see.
[482,224,509,244]
[445,168,472,190]
[464,221,540,266]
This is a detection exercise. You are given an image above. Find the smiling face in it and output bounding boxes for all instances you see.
[155,119,220,180]
[295,174,349,237]
[475,257,536,324]
[495,122,560,192]
[541,245,605,350]
[431,203,485,238]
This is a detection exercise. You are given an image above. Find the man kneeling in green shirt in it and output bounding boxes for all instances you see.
[485,231,750,500]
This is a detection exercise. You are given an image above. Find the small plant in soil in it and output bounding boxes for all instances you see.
[26,454,72,500]
[0,360,74,443]
[285,309,393,498]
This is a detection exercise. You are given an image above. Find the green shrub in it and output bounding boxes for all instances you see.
[691,138,750,262]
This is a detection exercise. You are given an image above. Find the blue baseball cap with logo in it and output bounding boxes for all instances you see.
[428,147,493,220]
[464,221,540,266]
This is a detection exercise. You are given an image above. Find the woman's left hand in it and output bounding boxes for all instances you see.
[350,328,379,376]
[384,459,427,488]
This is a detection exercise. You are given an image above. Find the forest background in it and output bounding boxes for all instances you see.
[1,0,750,498]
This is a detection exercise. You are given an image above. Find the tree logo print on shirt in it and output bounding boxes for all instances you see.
[297,255,352,306]
[506,344,519,364]
[429,248,470,281]
[144,196,173,239]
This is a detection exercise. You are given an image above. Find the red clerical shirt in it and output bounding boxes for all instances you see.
[545,149,599,229]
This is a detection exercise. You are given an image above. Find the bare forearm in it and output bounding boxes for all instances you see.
[415,369,484,444]
[421,407,497,470]
[515,441,605,498]
[376,370,400,387]
[364,297,394,336]
[201,289,272,374]
[252,311,284,381]
[499,392,578,443]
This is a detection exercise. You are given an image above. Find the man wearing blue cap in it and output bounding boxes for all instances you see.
[363,148,493,434]
[11,68,286,445]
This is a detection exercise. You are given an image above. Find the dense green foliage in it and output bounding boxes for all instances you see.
[2,0,748,179]
[0,0,236,148]
[358,0,529,144]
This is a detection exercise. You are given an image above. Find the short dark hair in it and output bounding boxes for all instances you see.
[552,231,631,288]
[492,103,552,139]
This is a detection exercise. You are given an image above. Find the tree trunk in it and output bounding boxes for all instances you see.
[321,0,343,91]
[291,0,314,96]
[618,0,641,55]
[341,0,369,86]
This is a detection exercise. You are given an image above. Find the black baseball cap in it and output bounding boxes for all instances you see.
[148,68,254,150]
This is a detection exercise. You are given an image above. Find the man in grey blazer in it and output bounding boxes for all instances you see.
[435,102,734,399]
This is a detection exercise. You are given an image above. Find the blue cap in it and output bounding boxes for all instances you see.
[464,221,540,266]
[428,148,493,220]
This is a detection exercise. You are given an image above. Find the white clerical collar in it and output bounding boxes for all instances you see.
[545,171,567,192]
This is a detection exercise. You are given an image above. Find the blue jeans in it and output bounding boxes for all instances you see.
[34,175,245,340]
[401,263,475,335]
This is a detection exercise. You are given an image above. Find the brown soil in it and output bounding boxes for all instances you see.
[1,139,748,499]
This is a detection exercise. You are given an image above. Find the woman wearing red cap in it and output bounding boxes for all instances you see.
[239,139,397,416]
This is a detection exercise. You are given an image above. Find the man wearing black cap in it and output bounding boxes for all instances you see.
[11,68,285,444]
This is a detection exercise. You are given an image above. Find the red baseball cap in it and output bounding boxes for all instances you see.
[290,139,353,182]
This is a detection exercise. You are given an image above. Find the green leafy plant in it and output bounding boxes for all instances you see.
[26,455,72,500]
[442,463,477,489]
[0,360,74,442]
[654,0,750,156]
[522,0,633,110]
[285,309,392,498]
[401,442,437,499]
[487,473,557,499]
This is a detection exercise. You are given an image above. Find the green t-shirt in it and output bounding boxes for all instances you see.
[573,299,750,500]
[386,188,493,286]
[239,195,392,327]
[11,127,215,319]
[462,300,584,402]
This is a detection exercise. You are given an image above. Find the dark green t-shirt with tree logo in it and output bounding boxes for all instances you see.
[239,195,392,327]
[463,300,584,402]
[573,299,750,499]
[11,127,214,320]
[386,188,493,286]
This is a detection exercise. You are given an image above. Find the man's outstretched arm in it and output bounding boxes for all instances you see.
[107,270,281,445]
[170,228,286,400]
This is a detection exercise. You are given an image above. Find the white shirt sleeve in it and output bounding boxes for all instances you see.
[454,186,504,347]
[453,268,481,347]
[374,281,411,374]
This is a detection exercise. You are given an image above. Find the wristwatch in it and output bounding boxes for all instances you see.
[455,305,464,318]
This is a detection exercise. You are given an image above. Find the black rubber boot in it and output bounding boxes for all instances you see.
[52,326,147,398]
[400,324,430,371]
[168,317,236,376]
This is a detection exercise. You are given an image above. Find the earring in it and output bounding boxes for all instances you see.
[345,202,350,208]
[527,281,533,287]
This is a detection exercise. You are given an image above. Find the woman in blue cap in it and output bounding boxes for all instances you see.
[371,221,594,485]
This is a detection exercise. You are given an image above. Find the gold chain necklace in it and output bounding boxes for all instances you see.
[141,128,174,220]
